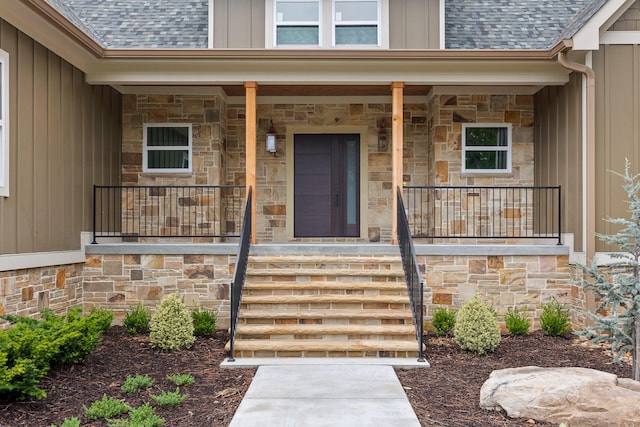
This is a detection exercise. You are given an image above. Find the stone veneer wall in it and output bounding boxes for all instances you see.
[421,253,586,330]
[82,253,234,327]
[226,102,429,243]
[0,264,84,327]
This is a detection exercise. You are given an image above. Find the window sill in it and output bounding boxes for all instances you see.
[140,172,193,178]
[461,172,514,178]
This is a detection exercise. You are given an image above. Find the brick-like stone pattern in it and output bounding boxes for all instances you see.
[83,253,235,327]
[423,94,536,243]
[0,264,84,328]
[420,254,582,331]
[226,102,428,242]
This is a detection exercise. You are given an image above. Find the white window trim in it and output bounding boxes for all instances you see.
[142,123,193,174]
[332,0,382,48]
[0,49,8,197]
[266,0,388,49]
[461,123,512,174]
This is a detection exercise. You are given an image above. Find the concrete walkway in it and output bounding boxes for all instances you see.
[228,364,421,427]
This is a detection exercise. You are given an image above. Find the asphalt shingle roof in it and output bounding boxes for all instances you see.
[445,0,606,49]
[45,0,208,48]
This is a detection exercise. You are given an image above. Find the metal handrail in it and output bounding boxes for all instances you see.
[228,187,252,362]
[397,187,425,362]
[403,185,562,245]
[92,185,245,243]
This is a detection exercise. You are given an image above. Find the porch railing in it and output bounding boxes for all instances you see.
[397,188,425,363]
[403,186,562,244]
[92,185,245,243]
[228,187,252,363]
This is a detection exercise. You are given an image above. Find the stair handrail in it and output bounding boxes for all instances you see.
[397,187,425,362]
[228,187,252,362]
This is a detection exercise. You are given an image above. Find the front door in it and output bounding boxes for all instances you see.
[294,134,360,237]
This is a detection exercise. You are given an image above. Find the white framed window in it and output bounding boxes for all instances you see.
[274,0,321,46]
[0,50,8,197]
[267,0,387,48]
[333,0,380,47]
[462,123,512,174]
[143,124,192,174]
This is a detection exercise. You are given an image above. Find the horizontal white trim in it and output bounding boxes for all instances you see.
[0,232,91,272]
[226,95,426,104]
[600,31,640,45]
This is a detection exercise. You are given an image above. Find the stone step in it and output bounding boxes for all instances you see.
[244,282,407,290]
[246,269,405,278]
[235,324,416,337]
[247,255,403,264]
[237,309,415,321]
[226,339,421,358]
[241,294,410,306]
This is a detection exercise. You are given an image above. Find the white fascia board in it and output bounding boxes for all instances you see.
[85,59,570,86]
[572,0,636,51]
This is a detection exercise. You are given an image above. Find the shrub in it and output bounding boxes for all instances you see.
[51,417,81,427]
[0,307,113,400]
[108,403,164,427]
[454,295,501,355]
[149,387,188,407]
[504,307,531,336]
[431,307,456,336]
[166,373,195,386]
[121,374,154,394]
[540,297,571,336]
[149,295,194,350]
[191,306,217,337]
[83,394,131,420]
[123,304,151,334]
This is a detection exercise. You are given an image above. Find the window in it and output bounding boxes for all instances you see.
[462,124,512,174]
[143,124,192,173]
[269,0,387,48]
[275,0,321,46]
[333,0,380,46]
[0,50,8,197]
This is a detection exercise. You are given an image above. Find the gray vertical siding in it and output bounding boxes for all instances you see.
[0,19,121,254]
[534,72,583,252]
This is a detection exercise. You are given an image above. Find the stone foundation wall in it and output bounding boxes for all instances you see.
[83,253,235,327]
[420,254,583,330]
[0,263,84,327]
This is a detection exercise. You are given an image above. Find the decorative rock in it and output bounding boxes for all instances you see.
[480,366,640,426]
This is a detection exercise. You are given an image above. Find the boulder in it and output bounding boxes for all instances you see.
[480,366,640,427]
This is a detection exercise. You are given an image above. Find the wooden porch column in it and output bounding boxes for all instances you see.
[391,82,404,245]
[245,82,257,244]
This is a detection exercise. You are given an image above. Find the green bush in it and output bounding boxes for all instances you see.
[123,304,151,334]
[83,394,131,420]
[51,417,81,427]
[454,295,501,355]
[191,306,217,337]
[540,297,571,336]
[0,307,113,400]
[166,373,195,386]
[149,387,188,407]
[431,307,456,336]
[108,403,164,427]
[149,295,194,350]
[121,374,154,394]
[504,307,531,336]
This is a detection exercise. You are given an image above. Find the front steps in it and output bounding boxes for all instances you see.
[228,248,422,358]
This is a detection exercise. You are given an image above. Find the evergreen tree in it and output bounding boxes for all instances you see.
[576,159,640,380]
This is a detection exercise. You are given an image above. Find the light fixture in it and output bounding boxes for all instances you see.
[266,121,277,153]
[378,120,388,152]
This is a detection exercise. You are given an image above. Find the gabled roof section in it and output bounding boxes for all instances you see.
[445,0,606,49]
[44,0,208,48]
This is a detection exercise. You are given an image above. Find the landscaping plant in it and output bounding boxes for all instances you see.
[166,373,195,386]
[454,295,501,355]
[504,306,530,336]
[149,387,189,407]
[149,294,195,350]
[83,394,131,420]
[431,307,456,336]
[540,297,570,336]
[191,306,217,337]
[121,374,154,394]
[123,303,151,334]
[575,159,640,380]
[51,417,80,427]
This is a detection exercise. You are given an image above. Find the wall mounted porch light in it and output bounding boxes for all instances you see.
[266,121,277,153]
[378,120,388,152]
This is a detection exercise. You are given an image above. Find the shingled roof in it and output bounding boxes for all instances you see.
[46,0,606,50]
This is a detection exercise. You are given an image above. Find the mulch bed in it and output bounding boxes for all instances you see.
[0,327,632,426]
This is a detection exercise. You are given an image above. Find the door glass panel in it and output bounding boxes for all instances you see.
[346,139,358,225]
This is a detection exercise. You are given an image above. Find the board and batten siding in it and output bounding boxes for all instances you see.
[609,2,640,31]
[0,19,121,255]
[593,44,640,252]
[534,72,583,252]
[212,0,439,49]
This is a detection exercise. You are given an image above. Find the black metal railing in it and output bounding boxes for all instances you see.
[92,185,245,243]
[397,188,425,363]
[228,187,252,362]
[403,186,562,244]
